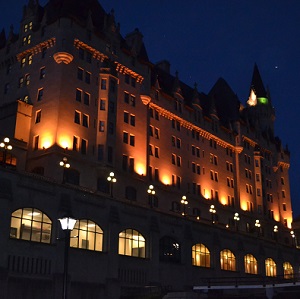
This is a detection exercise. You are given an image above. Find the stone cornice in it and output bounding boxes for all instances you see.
[149,102,236,151]
[74,39,108,62]
[16,38,56,61]
[115,62,144,83]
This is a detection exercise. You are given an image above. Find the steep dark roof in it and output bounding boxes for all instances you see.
[208,77,240,124]
[250,63,267,98]
[0,28,6,49]
[45,0,106,29]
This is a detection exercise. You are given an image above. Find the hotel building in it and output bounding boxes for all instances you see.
[0,0,298,298]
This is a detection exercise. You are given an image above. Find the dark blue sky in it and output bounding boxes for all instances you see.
[2,0,300,216]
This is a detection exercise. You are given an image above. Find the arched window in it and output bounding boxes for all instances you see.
[244,254,258,274]
[10,208,52,243]
[283,262,293,279]
[70,219,103,251]
[220,249,236,271]
[118,229,146,258]
[265,258,276,277]
[159,236,181,263]
[192,243,210,267]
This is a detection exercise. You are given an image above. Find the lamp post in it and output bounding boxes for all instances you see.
[209,205,216,224]
[180,195,188,216]
[273,225,278,241]
[255,219,261,236]
[107,172,116,197]
[147,185,156,208]
[59,157,70,183]
[290,230,296,246]
[58,216,77,299]
[0,137,12,165]
[234,212,240,231]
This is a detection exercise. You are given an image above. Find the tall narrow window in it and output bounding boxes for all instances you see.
[84,92,90,105]
[76,89,82,102]
[73,136,79,151]
[33,135,39,150]
[35,110,41,124]
[74,111,80,124]
[81,139,87,155]
[100,79,107,90]
[37,88,44,101]
[39,67,46,79]
[82,114,89,128]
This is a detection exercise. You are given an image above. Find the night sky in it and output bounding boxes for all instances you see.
[2,1,300,217]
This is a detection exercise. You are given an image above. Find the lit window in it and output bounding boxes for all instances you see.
[265,258,276,277]
[283,262,293,279]
[10,208,52,243]
[118,229,146,258]
[220,249,236,271]
[244,254,258,274]
[192,244,210,268]
[70,219,103,251]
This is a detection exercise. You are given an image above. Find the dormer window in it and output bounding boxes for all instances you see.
[24,22,33,33]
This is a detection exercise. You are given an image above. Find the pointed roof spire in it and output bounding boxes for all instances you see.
[250,63,267,98]
[192,82,202,108]
[173,71,182,95]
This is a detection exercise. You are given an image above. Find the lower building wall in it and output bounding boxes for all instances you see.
[0,169,299,299]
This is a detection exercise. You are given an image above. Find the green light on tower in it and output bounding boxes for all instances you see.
[258,97,268,105]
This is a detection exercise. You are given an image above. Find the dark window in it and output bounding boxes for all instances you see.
[101,79,106,90]
[107,146,113,163]
[74,111,80,124]
[85,72,91,84]
[84,92,90,105]
[37,88,44,101]
[125,186,137,201]
[73,136,78,151]
[86,52,92,63]
[40,67,46,79]
[122,155,128,171]
[129,157,134,173]
[97,177,109,193]
[159,236,181,263]
[77,68,83,80]
[99,121,105,132]
[76,89,81,102]
[81,139,87,155]
[98,144,104,161]
[42,47,47,58]
[79,48,84,59]
[82,114,88,127]
[100,99,106,110]
[65,168,80,185]
[125,74,130,84]
[35,110,41,124]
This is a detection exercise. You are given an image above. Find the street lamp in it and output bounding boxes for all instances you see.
[147,185,156,208]
[234,212,240,230]
[255,219,261,236]
[273,225,278,241]
[58,216,77,299]
[180,195,188,216]
[290,230,297,246]
[0,137,12,165]
[107,172,116,197]
[209,205,217,224]
[59,157,70,183]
